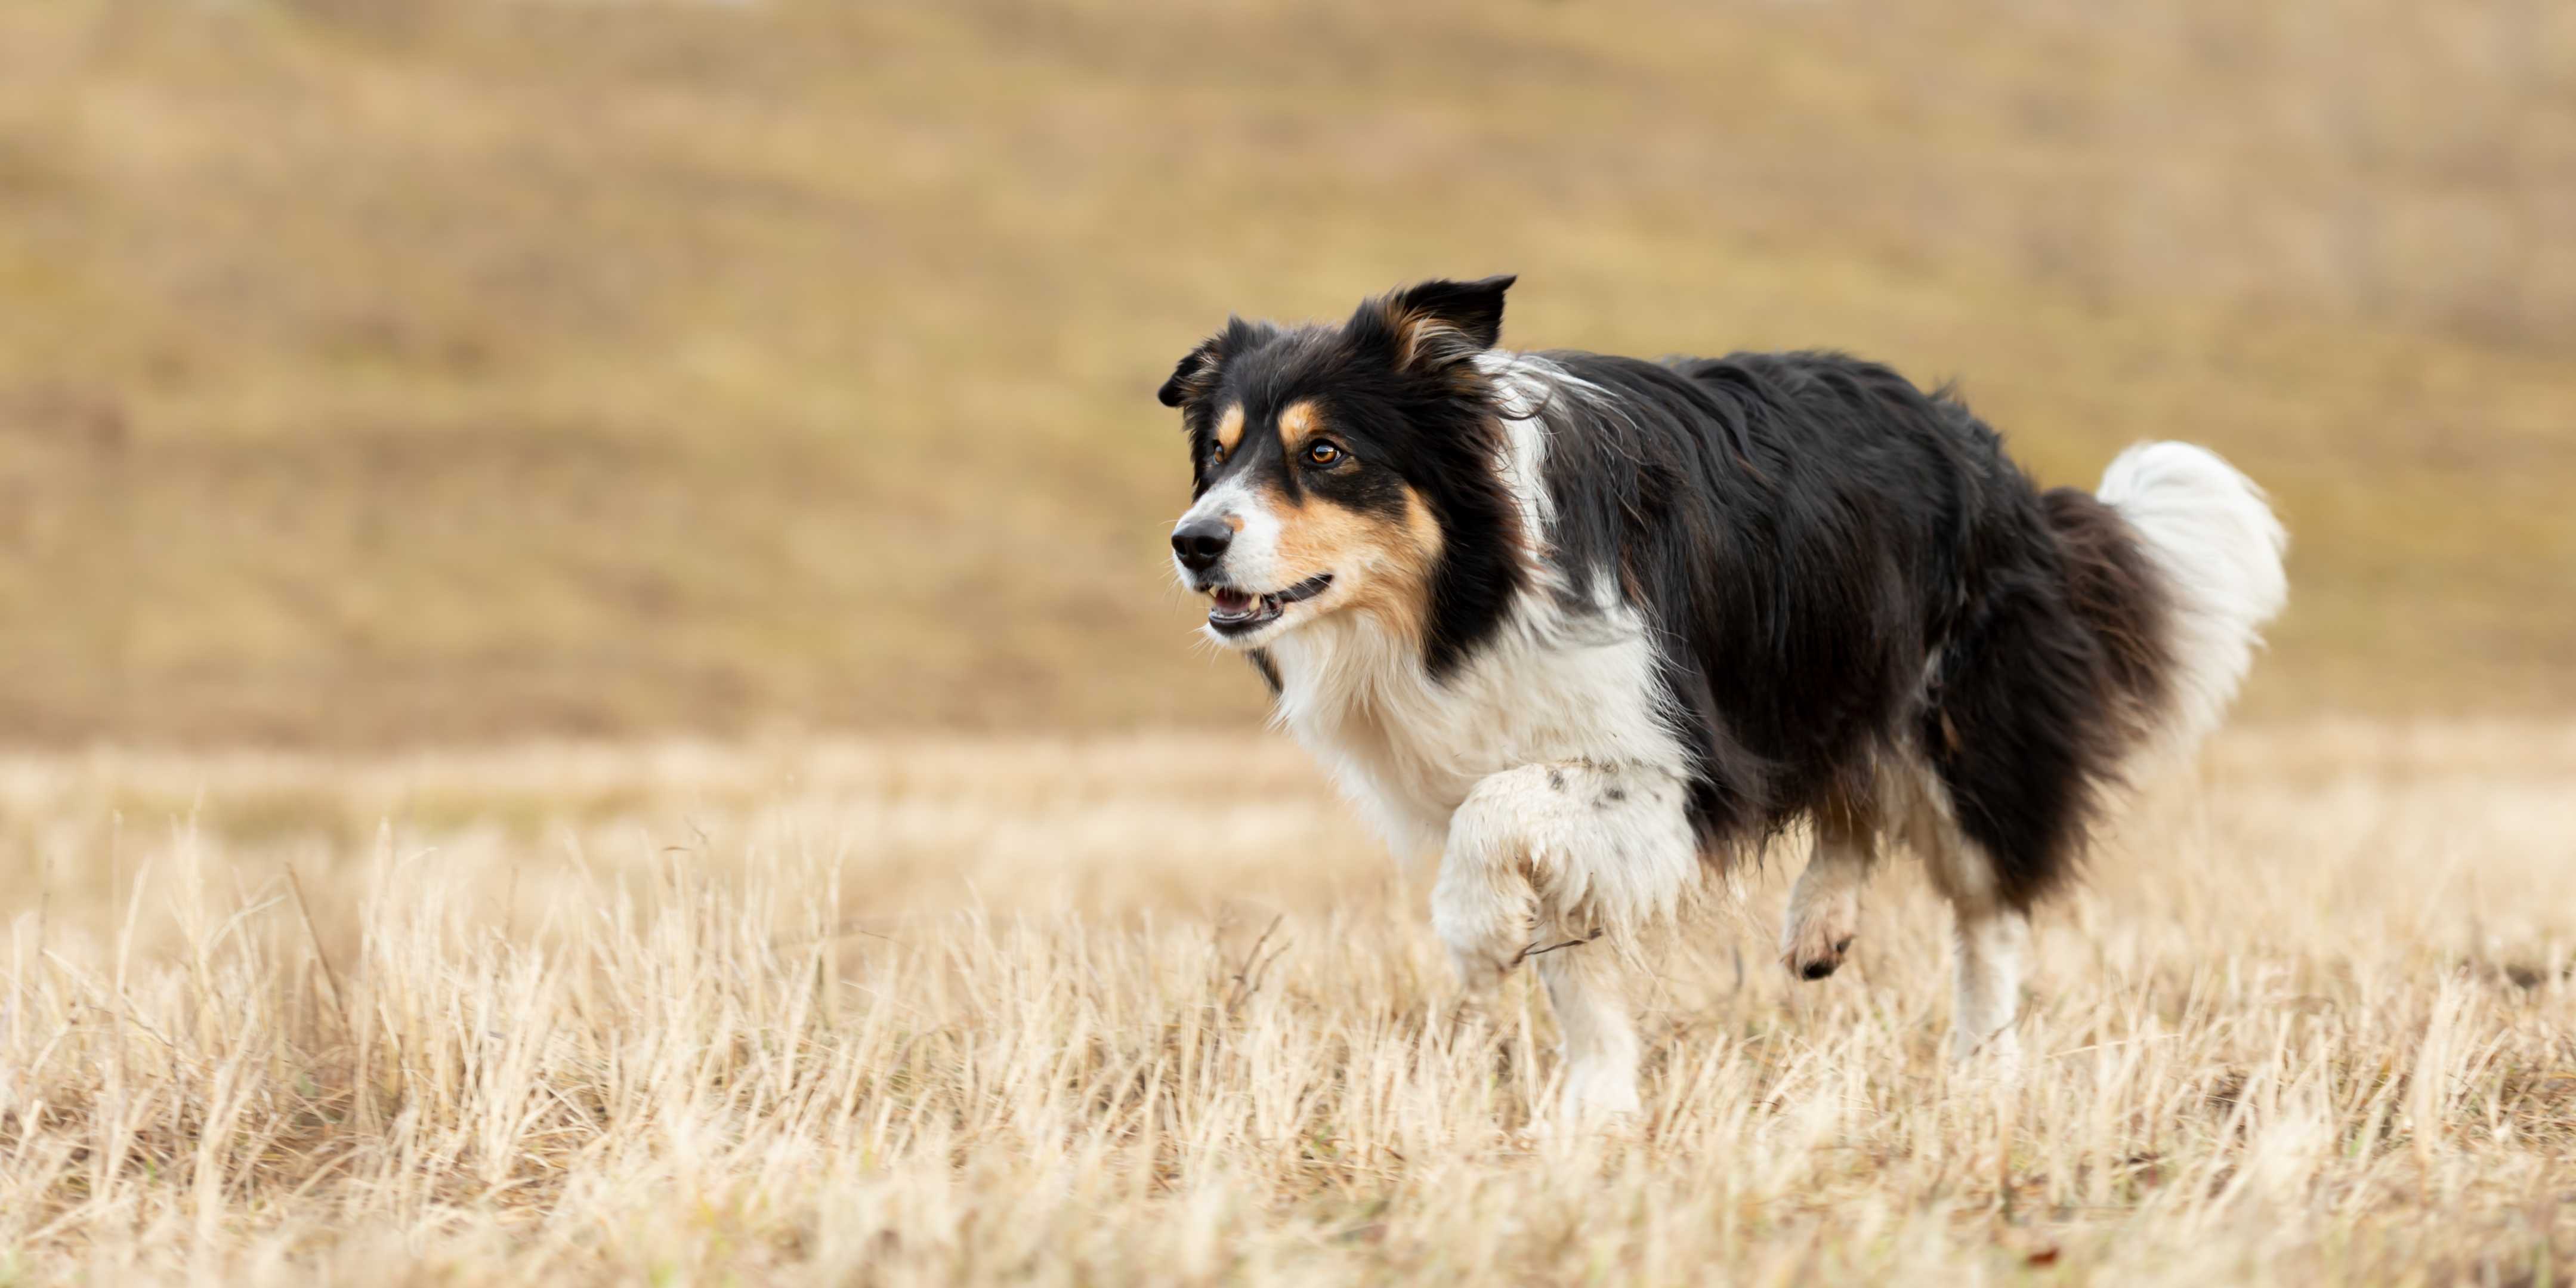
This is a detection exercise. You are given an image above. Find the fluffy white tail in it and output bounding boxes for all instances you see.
[2096,441,2289,757]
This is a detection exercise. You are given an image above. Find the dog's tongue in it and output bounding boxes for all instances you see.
[1211,588,1258,618]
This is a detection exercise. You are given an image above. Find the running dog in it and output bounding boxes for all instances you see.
[1158,276,2286,1117]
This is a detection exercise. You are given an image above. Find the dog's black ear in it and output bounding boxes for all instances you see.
[1354,274,1515,373]
[1156,317,1272,408]
[1157,339,1219,408]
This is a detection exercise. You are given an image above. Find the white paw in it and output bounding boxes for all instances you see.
[1431,884,1528,995]
[1555,1060,1642,1124]
[1445,941,1512,994]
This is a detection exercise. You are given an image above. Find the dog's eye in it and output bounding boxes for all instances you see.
[1209,443,1227,466]
[1305,441,1343,467]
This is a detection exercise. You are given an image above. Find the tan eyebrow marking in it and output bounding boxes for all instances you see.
[1277,400,1323,451]
[1214,404,1245,454]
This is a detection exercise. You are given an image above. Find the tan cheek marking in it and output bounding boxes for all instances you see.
[1214,404,1245,456]
[1397,485,1444,580]
[1276,400,1323,453]
[1357,487,1445,643]
[1271,497,1375,575]
[1267,483,1445,642]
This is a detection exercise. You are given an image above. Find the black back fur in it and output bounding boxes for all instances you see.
[1531,349,2172,906]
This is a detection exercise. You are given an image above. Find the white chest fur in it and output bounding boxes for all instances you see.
[1264,595,1689,861]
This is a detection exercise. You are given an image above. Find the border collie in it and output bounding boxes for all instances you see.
[1159,276,2287,1117]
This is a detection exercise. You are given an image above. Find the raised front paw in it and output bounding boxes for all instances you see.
[1445,941,1512,994]
[1434,909,1524,994]
[1431,887,1528,995]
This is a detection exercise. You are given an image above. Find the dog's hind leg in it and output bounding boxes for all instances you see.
[1904,567,2114,1069]
[1898,762,2035,1071]
[1944,894,2030,1068]
[1780,803,1878,981]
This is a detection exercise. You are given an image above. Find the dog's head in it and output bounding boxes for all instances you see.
[1157,276,1527,660]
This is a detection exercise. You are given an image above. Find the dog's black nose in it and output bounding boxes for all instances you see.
[1170,518,1233,572]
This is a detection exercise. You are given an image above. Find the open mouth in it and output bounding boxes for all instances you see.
[1206,574,1334,635]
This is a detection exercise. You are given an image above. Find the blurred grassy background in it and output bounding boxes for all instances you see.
[2,0,2569,746]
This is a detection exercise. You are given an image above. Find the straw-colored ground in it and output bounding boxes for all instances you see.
[3,722,2571,1283]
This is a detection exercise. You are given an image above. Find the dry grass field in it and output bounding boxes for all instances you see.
[4,722,2573,1283]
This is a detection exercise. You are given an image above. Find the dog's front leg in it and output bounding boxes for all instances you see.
[1429,767,1549,995]
[1433,762,1694,1120]
[1531,914,1641,1119]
